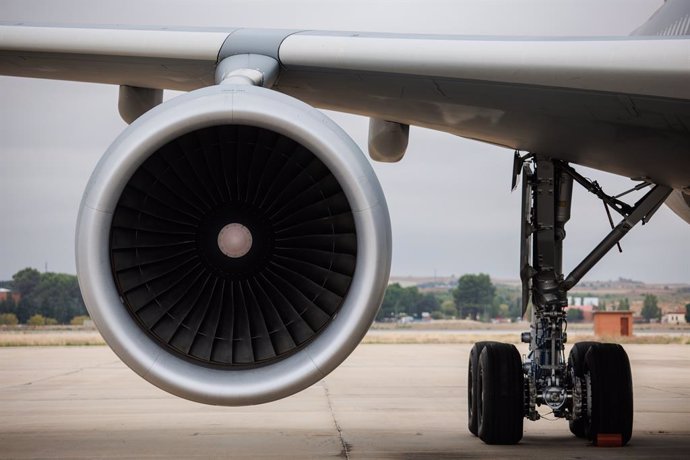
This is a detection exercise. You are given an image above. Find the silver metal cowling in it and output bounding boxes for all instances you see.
[75,84,391,405]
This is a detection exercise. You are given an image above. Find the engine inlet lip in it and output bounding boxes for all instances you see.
[76,84,391,405]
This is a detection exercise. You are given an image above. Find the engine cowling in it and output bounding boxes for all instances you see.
[666,189,690,225]
[76,84,391,405]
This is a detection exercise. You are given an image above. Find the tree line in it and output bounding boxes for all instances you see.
[0,268,87,325]
[377,273,522,322]
[2,267,685,325]
[378,274,688,323]
[3,268,507,325]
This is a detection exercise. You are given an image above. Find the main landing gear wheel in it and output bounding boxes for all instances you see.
[584,343,634,447]
[568,341,598,438]
[468,341,492,436]
[476,342,524,445]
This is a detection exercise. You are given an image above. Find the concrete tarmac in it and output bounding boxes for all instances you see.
[1,343,689,459]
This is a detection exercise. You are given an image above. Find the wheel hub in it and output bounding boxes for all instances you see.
[543,386,567,410]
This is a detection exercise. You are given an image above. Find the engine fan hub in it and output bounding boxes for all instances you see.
[217,223,253,258]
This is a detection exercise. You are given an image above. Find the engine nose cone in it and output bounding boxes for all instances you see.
[217,223,252,258]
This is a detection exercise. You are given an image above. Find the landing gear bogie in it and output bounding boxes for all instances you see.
[465,154,667,446]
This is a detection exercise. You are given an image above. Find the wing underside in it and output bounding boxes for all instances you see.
[1,24,690,188]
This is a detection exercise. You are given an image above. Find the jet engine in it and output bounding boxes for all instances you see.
[76,84,391,405]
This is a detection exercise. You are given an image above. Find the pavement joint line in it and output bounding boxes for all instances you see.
[640,385,690,397]
[322,380,351,460]
[0,360,120,390]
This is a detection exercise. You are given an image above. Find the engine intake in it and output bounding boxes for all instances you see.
[76,85,391,405]
[112,124,357,368]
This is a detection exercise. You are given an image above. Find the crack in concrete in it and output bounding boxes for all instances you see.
[322,381,351,460]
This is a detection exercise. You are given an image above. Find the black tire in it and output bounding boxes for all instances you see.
[477,342,524,445]
[568,341,598,438]
[584,343,633,446]
[467,341,493,436]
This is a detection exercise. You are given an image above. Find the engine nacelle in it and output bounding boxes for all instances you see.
[666,189,690,225]
[76,85,391,405]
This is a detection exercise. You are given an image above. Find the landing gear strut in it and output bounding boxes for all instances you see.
[467,155,671,446]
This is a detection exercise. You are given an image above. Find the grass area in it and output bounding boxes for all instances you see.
[572,334,690,345]
[363,332,690,345]
[0,330,105,347]
[362,333,521,344]
[1,327,688,347]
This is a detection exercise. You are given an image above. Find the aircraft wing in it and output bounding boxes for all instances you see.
[2,24,690,190]
[2,25,688,96]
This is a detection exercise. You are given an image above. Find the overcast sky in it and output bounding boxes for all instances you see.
[2,0,688,284]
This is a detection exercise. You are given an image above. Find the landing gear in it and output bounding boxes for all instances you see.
[467,154,671,446]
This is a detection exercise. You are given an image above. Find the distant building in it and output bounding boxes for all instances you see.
[661,313,687,325]
[594,311,633,337]
[0,288,20,303]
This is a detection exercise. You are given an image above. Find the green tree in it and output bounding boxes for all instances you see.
[492,287,518,319]
[377,284,442,320]
[12,268,41,297]
[566,308,584,322]
[377,284,420,320]
[0,313,19,326]
[510,297,523,319]
[27,314,46,326]
[441,300,457,318]
[685,303,690,323]
[414,293,440,317]
[6,268,87,324]
[430,311,444,320]
[641,294,661,322]
[70,315,91,326]
[0,297,19,318]
[617,298,630,311]
[30,272,86,323]
[453,273,496,321]
[496,303,510,318]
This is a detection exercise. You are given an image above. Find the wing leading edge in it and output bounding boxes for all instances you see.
[0,24,233,90]
[2,25,689,98]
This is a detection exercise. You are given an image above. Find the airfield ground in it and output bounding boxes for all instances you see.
[2,320,689,346]
[1,342,689,459]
